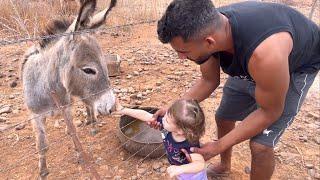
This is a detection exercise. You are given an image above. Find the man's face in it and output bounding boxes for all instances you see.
[170,36,215,65]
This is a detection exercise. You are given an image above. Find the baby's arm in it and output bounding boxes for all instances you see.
[167,153,205,178]
[113,100,153,122]
[120,108,153,122]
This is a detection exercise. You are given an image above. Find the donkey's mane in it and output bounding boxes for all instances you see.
[39,19,72,49]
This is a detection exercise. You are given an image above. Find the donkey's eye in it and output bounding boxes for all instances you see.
[82,68,96,75]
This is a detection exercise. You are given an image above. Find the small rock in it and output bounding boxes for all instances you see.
[130,176,138,180]
[75,120,83,127]
[305,163,314,169]
[54,120,61,129]
[137,168,147,175]
[183,62,189,67]
[0,124,9,132]
[308,112,320,119]
[118,169,125,175]
[10,81,17,88]
[137,93,143,99]
[244,166,251,174]
[313,137,320,145]
[0,116,8,122]
[152,162,162,171]
[12,110,19,114]
[299,135,308,142]
[135,101,142,105]
[308,169,315,177]
[159,167,166,173]
[314,173,320,179]
[156,81,162,86]
[90,128,99,136]
[15,123,26,130]
[114,175,121,180]
[8,95,15,99]
[126,75,132,79]
[0,106,12,115]
[133,71,139,76]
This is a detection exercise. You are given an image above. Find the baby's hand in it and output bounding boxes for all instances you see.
[111,99,125,115]
[167,165,183,178]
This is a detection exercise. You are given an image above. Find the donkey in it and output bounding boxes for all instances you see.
[21,0,117,178]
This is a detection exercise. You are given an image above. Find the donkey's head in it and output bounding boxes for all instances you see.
[43,0,117,116]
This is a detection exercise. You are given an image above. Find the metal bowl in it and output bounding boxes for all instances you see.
[117,106,165,158]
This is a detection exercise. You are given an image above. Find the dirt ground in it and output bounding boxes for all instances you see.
[0,1,319,180]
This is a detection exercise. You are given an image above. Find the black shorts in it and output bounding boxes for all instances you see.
[215,71,318,147]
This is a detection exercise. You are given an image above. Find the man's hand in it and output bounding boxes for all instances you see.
[190,141,221,161]
[147,107,167,129]
[167,165,183,178]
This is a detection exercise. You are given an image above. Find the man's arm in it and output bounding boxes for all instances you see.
[191,32,293,159]
[182,55,220,102]
[167,153,205,178]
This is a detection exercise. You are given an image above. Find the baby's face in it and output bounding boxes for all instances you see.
[162,112,181,133]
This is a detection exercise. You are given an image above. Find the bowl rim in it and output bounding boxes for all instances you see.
[117,106,163,145]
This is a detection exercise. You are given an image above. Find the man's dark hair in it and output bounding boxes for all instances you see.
[157,0,221,44]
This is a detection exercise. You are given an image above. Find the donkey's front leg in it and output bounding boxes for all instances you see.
[31,115,49,179]
[85,105,97,125]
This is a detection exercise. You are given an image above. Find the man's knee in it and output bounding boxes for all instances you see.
[215,116,236,129]
[250,141,274,160]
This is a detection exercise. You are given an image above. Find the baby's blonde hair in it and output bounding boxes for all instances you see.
[167,99,205,143]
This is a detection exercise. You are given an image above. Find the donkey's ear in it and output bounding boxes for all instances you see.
[87,0,117,29]
[74,0,97,31]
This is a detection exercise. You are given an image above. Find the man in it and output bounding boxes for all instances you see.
[152,0,320,179]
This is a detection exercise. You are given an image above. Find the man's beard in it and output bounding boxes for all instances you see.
[189,53,212,65]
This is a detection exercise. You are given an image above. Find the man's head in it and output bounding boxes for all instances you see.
[157,0,223,64]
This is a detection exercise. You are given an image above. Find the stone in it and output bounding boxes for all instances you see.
[244,166,251,174]
[126,75,132,79]
[54,120,61,129]
[314,173,320,179]
[75,120,83,127]
[15,123,26,130]
[133,71,139,76]
[299,135,308,142]
[10,81,17,88]
[313,136,320,145]
[135,101,142,105]
[308,169,315,177]
[0,116,8,122]
[159,167,166,173]
[305,163,314,169]
[137,93,143,99]
[105,54,121,77]
[0,124,9,132]
[90,128,99,136]
[137,168,147,175]
[8,95,15,99]
[307,112,320,119]
[114,175,121,180]
[130,176,137,180]
[0,106,12,115]
[152,162,162,171]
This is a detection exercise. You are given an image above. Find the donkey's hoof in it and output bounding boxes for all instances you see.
[89,128,99,136]
[85,118,96,125]
[39,169,49,179]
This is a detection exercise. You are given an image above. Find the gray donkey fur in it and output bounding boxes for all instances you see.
[21,0,117,178]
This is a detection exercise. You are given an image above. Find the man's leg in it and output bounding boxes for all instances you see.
[208,119,235,173]
[250,141,275,180]
[210,76,257,175]
[249,71,318,179]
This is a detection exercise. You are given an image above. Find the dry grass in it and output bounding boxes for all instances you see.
[0,0,79,39]
[0,0,172,39]
[0,0,318,40]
